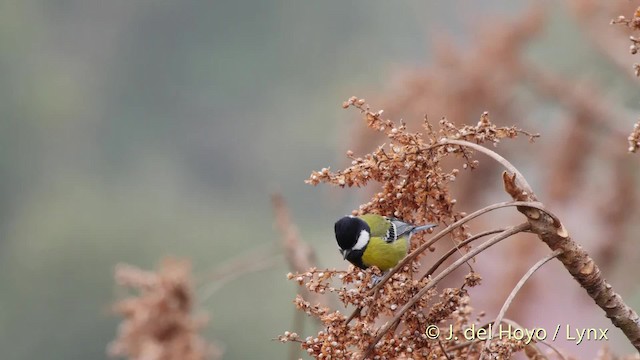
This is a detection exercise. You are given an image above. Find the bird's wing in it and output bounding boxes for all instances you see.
[385,218,416,243]
[358,214,391,238]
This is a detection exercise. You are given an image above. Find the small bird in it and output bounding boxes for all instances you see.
[334,214,437,272]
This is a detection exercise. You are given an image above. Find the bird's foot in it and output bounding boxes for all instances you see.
[370,272,387,287]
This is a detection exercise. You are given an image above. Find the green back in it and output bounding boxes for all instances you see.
[358,214,389,237]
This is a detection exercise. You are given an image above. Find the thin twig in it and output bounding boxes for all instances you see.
[446,139,640,350]
[500,319,567,360]
[502,170,640,351]
[365,223,530,356]
[441,139,535,198]
[480,249,563,359]
[447,137,640,351]
[344,307,362,325]
[437,339,452,360]
[423,228,508,279]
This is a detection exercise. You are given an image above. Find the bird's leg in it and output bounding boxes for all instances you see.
[370,271,388,286]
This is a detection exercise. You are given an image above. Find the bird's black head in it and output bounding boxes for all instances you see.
[334,216,370,251]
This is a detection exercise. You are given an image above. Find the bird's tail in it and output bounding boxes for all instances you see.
[412,224,437,233]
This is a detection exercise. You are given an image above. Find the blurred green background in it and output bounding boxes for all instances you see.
[0,1,637,359]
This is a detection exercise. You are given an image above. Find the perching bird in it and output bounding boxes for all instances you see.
[334,214,437,272]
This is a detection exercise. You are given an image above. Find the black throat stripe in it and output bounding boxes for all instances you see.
[346,248,368,270]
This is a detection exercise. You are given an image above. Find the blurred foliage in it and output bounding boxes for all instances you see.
[0,0,638,359]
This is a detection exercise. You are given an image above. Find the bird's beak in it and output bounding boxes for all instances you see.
[341,249,350,260]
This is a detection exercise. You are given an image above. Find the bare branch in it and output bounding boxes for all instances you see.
[502,170,640,351]
[437,339,453,360]
[423,228,508,279]
[442,139,535,199]
[480,249,563,359]
[443,139,640,350]
[499,319,567,360]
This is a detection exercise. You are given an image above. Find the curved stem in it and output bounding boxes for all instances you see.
[442,139,534,196]
[500,319,567,360]
[448,139,640,350]
[480,249,563,359]
[423,228,508,279]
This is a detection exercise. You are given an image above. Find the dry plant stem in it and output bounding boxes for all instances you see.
[437,340,453,360]
[505,170,640,351]
[451,138,640,350]
[423,228,508,279]
[442,139,535,197]
[480,249,563,360]
[502,319,568,360]
[501,319,568,360]
[344,306,362,326]
[365,223,530,355]
[500,319,566,360]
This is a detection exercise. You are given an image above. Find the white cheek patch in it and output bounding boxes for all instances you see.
[353,230,370,250]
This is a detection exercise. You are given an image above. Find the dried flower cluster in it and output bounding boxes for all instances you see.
[628,121,640,153]
[280,98,538,359]
[281,268,488,359]
[612,4,640,153]
[109,258,218,360]
[309,97,536,245]
[612,6,640,76]
[348,7,544,215]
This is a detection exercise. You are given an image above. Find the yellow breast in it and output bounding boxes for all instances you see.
[361,236,408,271]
